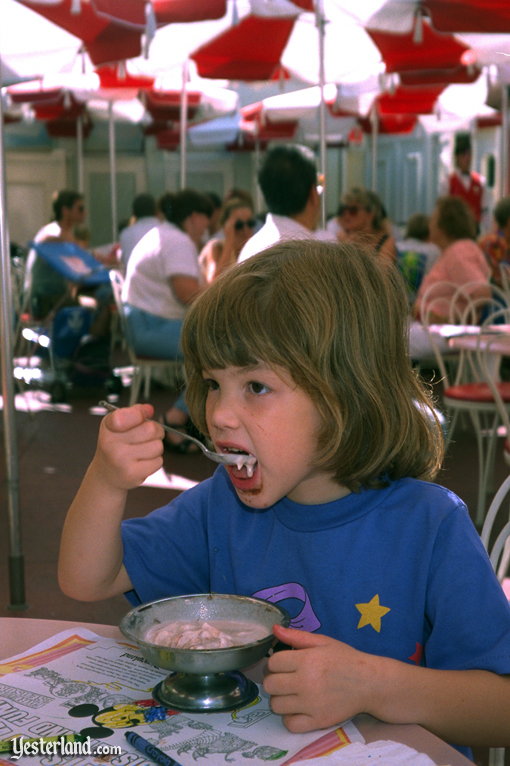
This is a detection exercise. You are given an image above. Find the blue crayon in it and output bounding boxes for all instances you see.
[124,730,183,766]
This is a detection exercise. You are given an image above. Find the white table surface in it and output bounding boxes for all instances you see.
[448,331,510,355]
[0,617,474,765]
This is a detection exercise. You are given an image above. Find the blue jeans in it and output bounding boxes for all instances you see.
[124,303,187,413]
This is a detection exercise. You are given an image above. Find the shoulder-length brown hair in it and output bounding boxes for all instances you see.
[182,240,443,491]
[435,195,477,241]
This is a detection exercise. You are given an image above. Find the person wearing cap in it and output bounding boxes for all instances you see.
[238,144,327,262]
[441,132,488,232]
[336,187,397,262]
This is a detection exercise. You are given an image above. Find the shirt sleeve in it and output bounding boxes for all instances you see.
[424,504,510,673]
[121,481,213,605]
[159,228,200,280]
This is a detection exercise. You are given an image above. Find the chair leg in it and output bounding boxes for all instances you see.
[143,367,151,400]
[483,412,501,496]
[488,747,506,766]
[470,411,501,527]
[129,368,142,406]
[444,408,459,452]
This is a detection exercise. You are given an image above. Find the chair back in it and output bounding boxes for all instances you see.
[426,283,509,388]
[418,280,499,387]
[453,281,508,325]
[481,473,510,583]
[109,269,129,338]
[475,303,510,440]
[446,286,509,388]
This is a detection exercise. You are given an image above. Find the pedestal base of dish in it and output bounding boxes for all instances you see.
[153,670,259,712]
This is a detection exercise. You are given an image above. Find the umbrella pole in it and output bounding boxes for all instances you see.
[179,60,189,190]
[0,87,26,609]
[316,0,326,229]
[370,107,379,191]
[108,101,118,243]
[500,82,509,198]
[76,112,84,193]
[254,125,263,215]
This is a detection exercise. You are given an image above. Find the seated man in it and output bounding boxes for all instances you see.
[238,144,325,262]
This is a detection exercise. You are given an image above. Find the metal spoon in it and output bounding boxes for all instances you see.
[98,401,256,472]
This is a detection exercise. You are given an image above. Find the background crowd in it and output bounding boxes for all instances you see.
[20,130,510,410]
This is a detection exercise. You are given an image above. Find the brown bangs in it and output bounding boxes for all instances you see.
[184,271,291,373]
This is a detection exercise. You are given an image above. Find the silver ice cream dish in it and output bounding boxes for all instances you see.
[120,593,289,712]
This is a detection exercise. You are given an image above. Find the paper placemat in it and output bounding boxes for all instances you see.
[0,628,363,765]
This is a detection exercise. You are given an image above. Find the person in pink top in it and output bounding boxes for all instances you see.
[413,195,490,323]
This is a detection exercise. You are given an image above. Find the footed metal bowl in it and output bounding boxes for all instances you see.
[120,593,289,712]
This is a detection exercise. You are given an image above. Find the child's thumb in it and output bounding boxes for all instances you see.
[272,623,328,650]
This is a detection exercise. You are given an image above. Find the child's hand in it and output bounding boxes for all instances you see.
[94,403,164,490]
[264,624,377,733]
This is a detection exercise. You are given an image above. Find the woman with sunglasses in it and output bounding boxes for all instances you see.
[337,187,397,262]
[199,197,256,283]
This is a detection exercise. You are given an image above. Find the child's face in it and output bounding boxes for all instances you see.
[203,363,347,508]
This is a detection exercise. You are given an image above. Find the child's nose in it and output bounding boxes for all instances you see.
[208,393,240,431]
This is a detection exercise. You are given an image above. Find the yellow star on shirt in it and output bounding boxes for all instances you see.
[355,594,391,633]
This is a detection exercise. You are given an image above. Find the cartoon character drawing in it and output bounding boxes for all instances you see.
[175,731,286,761]
[27,668,127,709]
[68,699,178,739]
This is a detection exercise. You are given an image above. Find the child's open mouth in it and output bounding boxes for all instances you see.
[220,446,257,478]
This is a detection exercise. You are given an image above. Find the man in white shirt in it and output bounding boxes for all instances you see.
[119,193,159,272]
[238,144,323,262]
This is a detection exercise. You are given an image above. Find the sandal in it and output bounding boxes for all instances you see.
[159,416,200,454]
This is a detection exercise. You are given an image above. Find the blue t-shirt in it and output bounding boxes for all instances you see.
[122,469,510,755]
[122,469,510,672]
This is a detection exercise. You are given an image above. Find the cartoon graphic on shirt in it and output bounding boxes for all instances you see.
[355,594,390,632]
[252,583,321,632]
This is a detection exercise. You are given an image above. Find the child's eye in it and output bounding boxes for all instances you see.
[248,380,270,395]
[203,378,219,391]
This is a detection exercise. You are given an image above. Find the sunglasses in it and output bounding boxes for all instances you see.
[234,218,256,231]
[338,204,360,216]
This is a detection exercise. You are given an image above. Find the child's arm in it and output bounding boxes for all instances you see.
[58,403,164,602]
[265,625,510,747]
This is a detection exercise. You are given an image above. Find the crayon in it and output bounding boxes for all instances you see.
[124,730,183,766]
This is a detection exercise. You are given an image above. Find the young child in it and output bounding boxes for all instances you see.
[59,240,510,756]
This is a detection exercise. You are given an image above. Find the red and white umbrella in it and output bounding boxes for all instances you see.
[15,0,228,66]
[185,2,509,211]
[15,0,148,66]
[1,0,86,85]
